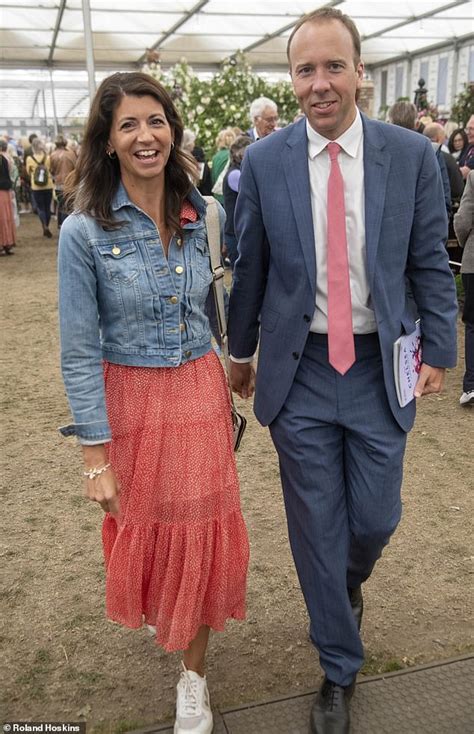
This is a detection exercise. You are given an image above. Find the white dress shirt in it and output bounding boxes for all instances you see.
[307,110,376,334]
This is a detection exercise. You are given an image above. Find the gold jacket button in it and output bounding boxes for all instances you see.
[112,246,121,255]
[170,295,178,304]
[176,238,183,247]
[175,265,184,274]
[180,323,185,332]
[184,350,192,358]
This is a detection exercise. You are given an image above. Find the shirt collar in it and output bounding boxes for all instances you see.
[307,109,363,160]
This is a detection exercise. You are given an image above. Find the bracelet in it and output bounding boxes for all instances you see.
[83,463,111,480]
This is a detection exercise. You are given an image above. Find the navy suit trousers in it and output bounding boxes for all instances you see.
[269,332,407,686]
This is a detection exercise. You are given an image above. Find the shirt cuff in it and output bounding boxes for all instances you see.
[230,354,255,364]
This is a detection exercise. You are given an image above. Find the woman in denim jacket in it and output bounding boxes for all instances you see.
[58,72,249,734]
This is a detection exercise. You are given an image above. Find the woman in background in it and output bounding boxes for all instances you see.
[454,171,474,406]
[0,138,16,255]
[210,127,237,205]
[222,135,252,269]
[448,128,469,162]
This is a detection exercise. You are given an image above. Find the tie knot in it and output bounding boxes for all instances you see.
[327,142,341,161]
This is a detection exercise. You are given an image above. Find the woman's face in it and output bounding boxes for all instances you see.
[453,133,464,151]
[107,94,173,189]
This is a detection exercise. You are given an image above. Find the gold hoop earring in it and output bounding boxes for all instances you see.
[107,149,117,159]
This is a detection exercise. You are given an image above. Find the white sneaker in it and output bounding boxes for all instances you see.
[460,390,474,405]
[174,662,213,734]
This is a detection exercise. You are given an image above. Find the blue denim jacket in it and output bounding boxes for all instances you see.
[58,184,224,444]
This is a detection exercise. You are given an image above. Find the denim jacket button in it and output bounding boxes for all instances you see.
[180,323,185,332]
[175,266,184,274]
[176,238,183,247]
[112,246,121,255]
[184,350,192,358]
[170,295,178,304]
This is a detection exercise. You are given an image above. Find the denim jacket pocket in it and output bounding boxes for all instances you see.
[96,242,140,284]
[192,235,213,283]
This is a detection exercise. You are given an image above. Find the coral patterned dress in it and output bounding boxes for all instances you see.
[101,205,249,653]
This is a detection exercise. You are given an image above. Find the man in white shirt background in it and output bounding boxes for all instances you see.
[228,7,457,734]
[246,96,279,141]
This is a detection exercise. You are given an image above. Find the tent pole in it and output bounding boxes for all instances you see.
[41,87,49,138]
[49,70,59,137]
[82,0,96,105]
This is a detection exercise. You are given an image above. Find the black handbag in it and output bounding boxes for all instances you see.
[204,196,247,451]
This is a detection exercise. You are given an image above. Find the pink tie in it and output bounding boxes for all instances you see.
[326,142,355,375]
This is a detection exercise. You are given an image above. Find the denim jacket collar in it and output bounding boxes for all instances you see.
[110,180,207,224]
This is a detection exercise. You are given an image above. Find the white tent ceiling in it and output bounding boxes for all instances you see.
[1,0,473,119]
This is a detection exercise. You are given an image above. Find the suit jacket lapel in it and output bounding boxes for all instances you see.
[362,115,390,289]
[283,122,316,298]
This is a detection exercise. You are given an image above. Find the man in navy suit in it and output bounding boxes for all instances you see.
[228,8,457,734]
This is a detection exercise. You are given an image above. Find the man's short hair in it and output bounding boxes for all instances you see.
[423,123,445,144]
[55,135,68,148]
[287,7,361,66]
[249,97,278,124]
[388,101,417,130]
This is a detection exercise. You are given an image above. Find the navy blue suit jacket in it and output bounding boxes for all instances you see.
[228,114,458,432]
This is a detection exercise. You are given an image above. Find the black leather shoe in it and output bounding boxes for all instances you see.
[309,678,355,734]
[348,585,363,630]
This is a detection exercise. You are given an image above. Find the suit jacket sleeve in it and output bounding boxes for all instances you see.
[406,140,458,368]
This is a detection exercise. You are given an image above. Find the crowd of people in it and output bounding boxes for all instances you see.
[0,132,79,252]
[2,8,473,733]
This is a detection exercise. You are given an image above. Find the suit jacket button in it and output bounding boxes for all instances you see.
[303,314,311,322]
[292,352,300,360]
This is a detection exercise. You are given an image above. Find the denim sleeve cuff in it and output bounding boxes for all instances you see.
[58,421,112,443]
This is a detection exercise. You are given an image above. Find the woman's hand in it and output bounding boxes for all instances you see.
[82,444,120,518]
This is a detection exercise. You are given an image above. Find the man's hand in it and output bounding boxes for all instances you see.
[414,364,446,398]
[460,165,471,180]
[230,361,256,399]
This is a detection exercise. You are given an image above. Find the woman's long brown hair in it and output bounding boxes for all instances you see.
[65,72,196,232]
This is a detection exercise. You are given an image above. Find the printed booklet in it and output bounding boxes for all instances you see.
[393,320,422,407]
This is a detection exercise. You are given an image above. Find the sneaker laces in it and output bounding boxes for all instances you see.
[178,663,203,718]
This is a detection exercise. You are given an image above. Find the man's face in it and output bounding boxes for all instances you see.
[254,106,279,138]
[467,116,474,145]
[289,19,363,140]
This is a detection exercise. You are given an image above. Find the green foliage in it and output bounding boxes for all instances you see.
[143,54,299,156]
[450,82,474,126]
[455,273,464,301]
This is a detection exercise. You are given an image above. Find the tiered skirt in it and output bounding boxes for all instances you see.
[102,350,249,652]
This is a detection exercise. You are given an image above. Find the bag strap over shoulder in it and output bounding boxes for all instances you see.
[203,195,237,411]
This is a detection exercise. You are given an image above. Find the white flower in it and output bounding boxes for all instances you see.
[196,105,204,114]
